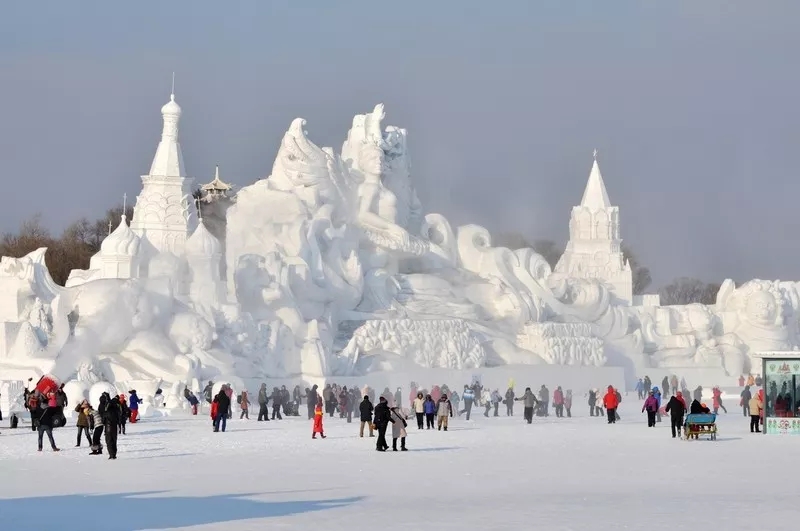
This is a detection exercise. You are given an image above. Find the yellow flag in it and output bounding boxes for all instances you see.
[508,378,515,389]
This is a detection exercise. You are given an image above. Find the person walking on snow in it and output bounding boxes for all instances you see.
[359,395,374,437]
[127,390,142,423]
[312,399,326,439]
[603,386,619,424]
[635,378,644,400]
[423,394,437,429]
[85,402,104,455]
[516,387,538,424]
[642,390,659,427]
[461,385,475,420]
[539,385,550,417]
[437,394,454,431]
[390,406,408,451]
[491,389,502,417]
[239,390,250,419]
[413,392,425,429]
[553,387,565,418]
[373,396,394,451]
[652,387,662,423]
[712,386,727,414]
[665,392,686,438]
[741,385,752,417]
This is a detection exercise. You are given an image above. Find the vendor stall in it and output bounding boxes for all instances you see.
[757,351,800,434]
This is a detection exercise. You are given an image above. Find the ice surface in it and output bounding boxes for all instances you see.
[0,399,790,531]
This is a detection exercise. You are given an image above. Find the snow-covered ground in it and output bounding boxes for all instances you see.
[0,398,789,531]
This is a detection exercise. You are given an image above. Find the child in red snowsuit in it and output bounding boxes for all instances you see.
[312,399,326,439]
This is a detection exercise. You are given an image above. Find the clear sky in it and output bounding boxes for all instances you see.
[1,1,798,287]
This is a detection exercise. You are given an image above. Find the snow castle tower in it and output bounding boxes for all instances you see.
[185,212,225,307]
[88,214,140,279]
[555,150,633,305]
[130,86,195,264]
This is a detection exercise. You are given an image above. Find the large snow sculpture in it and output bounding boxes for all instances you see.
[7,92,800,399]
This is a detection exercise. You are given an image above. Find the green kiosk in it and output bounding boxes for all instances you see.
[757,351,800,434]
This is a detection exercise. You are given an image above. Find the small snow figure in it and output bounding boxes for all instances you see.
[312,399,326,439]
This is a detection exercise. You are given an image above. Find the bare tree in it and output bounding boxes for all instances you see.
[659,277,719,305]
[622,245,652,295]
[492,232,563,269]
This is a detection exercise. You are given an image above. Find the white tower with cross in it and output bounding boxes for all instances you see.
[130,79,195,265]
[555,150,633,305]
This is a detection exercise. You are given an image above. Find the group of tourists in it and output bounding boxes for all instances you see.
[18,378,141,459]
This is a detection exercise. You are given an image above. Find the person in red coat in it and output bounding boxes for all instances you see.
[602,386,619,424]
[312,399,326,439]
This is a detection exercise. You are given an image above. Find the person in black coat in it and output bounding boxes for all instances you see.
[372,396,394,452]
[689,400,709,415]
[307,385,319,420]
[36,406,60,452]
[664,394,686,438]
[359,395,374,438]
[100,393,122,459]
[213,389,231,433]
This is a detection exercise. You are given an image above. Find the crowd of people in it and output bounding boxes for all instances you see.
[634,373,769,436]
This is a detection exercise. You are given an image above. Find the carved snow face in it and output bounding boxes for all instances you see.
[745,290,778,325]
[359,144,385,178]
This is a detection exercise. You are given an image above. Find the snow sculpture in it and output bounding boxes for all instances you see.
[7,91,800,399]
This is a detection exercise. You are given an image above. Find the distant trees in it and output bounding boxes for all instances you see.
[622,246,652,296]
[492,232,563,269]
[659,277,721,305]
[0,205,132,286]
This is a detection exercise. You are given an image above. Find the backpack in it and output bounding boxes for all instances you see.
[237,394,242,404]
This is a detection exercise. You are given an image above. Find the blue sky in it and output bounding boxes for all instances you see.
[1,1,799,287]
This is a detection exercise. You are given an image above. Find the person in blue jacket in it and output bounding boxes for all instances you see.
[128,390,142,423]
[461,385,475,420]
[652,387,662,423]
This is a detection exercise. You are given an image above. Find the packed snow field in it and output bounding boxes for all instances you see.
[0,400,790,531]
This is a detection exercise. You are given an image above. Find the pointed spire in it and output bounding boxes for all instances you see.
[580,149,612,210]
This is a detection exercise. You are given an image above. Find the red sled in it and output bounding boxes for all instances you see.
[35,375,61,395]
[210,402,219,419]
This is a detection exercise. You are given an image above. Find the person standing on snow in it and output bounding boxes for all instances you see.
[516,387,538,424]
[491,389,502,417]
[749,391,763,433]
[257,383,270,421]
[642,390,659,427]
[505,387,515,416]
[101,393,122,459]
[307,385,319,420]
[539,385,550,417]
[661,376,670,397]
[652,387,662,423]
[587,389,597,417]
[359,395,375,437]
[413,392,425,429]
[312,398,326,439]
[203,381,214,405]
[741,385,752,417]
[293,385,302,416]
[635,378,645,399]
[212,388,230,433]
[461,385,475,420]
[564,390,573,417]
[127,390,142,424]
[423,394,436,429]
[118,395,130,435]
[85,402,104,455]
[390,406,408,451]
[603,386,619,424]
[437,394,454,431]
[36,403,60,453]
[482,388,492,417]
[271,387,283,420]
[239,390,250,420]
[74,400,91,447]
[664,392,686,438]
[553,387,565,418]
[373,396,394,451]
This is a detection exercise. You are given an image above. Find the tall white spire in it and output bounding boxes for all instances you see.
[130,80,195,261]
[148,83,186,177]
[580,149,611,210]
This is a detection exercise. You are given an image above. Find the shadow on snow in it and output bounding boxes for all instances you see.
[0,491,364,531]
